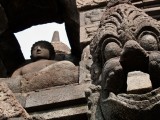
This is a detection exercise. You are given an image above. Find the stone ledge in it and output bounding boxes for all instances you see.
[77,0,106,10]
[77,0,160,20]
[25,84,90,109]
[30,105,88,120]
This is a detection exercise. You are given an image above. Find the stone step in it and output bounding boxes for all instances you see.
[25,84,90,111]
[30,105,88,120]
[133,0,160,20]
[133,0,160,8]
[144,6,160,15]
[22,83,90,120]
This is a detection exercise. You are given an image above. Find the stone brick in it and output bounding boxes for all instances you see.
[127,71,152,94]
[77,0,106,10]
[25,84,90,109]
[30,105,88,120]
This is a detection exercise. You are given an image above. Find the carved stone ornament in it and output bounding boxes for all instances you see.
[89,0,160,119]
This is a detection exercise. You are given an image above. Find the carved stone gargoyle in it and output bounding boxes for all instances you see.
[89,0,160,119]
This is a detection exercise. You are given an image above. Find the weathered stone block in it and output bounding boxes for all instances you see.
[30,105,88,120]
[80,8,105,44]
[79,45,92,84]
[0,82,29,119]
[25,84,90,109]
[0,77,21,93]
[77,0,106,10]
[127,71,152,94]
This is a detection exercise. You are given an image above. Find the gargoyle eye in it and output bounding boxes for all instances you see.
[140,33,158,51]
[104,42,122,61]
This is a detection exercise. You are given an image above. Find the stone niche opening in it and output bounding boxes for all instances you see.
[14,22,69,60]
[127,71,152,94]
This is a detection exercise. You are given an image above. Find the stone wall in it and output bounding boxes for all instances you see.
[77,0,160,45]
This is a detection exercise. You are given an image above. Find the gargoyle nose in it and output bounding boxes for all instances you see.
[120,40,148,72]
[120,40,147,60]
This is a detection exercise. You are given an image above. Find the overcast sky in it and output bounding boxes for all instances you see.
[14,22,70,59]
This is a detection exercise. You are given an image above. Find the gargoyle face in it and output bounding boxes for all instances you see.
[90,3,160,93]
[89,1,160,120]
